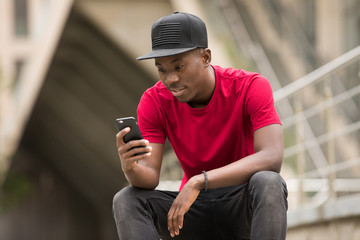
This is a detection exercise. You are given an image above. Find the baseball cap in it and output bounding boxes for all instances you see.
[136,12,208,60]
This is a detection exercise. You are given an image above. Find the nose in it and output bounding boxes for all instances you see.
[165,71,180,85]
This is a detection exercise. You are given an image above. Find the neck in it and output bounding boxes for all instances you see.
[188,66,216,108]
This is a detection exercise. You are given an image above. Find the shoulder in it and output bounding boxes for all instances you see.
[212,65,259,79]
[138,81,173,122]
[143,81,169,96]
[212,65,267,92]
[141,81,172,104]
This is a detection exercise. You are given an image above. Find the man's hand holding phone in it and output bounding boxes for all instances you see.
[115,117,152,172]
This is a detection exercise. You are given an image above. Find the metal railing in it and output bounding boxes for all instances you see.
[274,46,360,209]
[217,0,360,210]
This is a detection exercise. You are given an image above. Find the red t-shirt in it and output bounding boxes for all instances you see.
[137,65,281,190]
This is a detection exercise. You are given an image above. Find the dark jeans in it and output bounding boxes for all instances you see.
[112,171,288,240]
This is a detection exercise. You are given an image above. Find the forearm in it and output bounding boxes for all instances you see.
[206,150,282,189]
[191,124,284,190]
[121,142,164,190]
[123,160,160,189]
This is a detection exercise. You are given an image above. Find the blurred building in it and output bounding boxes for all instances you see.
[0,0,359,239]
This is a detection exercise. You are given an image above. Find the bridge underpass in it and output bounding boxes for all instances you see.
[1,0,359,239]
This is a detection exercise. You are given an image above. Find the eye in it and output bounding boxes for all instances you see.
[157,68,166,73]
[175,65,184,71]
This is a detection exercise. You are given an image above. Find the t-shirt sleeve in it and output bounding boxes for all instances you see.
[137,89,166,144]
[245,75,281,131]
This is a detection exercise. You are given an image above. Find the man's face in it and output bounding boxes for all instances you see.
[155,49,212,108]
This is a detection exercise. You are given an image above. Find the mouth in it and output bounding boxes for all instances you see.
[170,87,186,97]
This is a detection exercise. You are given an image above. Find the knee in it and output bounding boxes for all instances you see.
[250,171,282,185]
[113,186,131,204]
[249,171,287,199]
[113,186,138,217]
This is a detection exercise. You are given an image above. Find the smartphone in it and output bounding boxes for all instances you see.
[115,117,143,143]
[115,117,145,156]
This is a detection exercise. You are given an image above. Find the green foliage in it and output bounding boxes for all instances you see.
[0,171,34,212]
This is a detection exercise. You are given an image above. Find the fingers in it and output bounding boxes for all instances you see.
[167,204,184,237]
[116,127,150,157]
[116,129,152,171]
[120,140,151,160]
[166,179,201,237]
[116,127,130,147]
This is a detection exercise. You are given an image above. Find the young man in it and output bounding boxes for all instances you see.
[113,12,288,240]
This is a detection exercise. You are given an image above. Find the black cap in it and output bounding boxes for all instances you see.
[136,12,208,60]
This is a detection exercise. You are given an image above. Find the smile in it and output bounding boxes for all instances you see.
[170,87,186,97]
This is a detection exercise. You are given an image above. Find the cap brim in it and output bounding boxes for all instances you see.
[136,47,197,60]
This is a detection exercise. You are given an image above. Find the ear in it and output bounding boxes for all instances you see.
[203,48,212,67]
